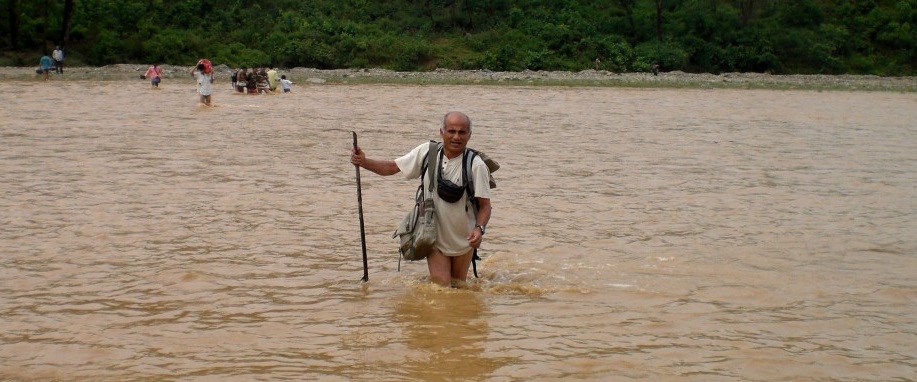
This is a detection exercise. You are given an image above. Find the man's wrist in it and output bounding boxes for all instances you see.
[475,224,486,235]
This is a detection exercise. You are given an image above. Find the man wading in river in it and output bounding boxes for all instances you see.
[350,111,493,287]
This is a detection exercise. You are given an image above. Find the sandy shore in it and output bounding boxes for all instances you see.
[4,64,916,91]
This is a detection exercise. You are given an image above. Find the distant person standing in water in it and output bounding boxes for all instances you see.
[279,75,293,93]
[190,61,214,105]
[234,67,248,93]
[267,67,279,91]
[39,55,53,81]
[52,46,64,74]
[143,63,164,88]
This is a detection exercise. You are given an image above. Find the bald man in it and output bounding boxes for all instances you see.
[351,112,493,287]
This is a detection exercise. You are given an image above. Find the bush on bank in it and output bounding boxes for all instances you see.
[2,0,915,76]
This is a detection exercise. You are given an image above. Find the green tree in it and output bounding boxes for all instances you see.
[1,0,913,75]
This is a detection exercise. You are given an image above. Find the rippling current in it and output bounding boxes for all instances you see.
[1,78,915,381]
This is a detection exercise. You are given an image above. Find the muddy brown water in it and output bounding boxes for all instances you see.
[1,79,915,381]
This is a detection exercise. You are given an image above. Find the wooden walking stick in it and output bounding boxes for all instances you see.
[353,131,369,282]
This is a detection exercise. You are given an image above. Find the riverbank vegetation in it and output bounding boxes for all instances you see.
[2,0,915,76]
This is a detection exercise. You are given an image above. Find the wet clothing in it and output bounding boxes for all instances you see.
[394,142,491,257]
[194,72,213,96]
[235,71,248,92]
[267,69,279,90]
[280,78,293,92]
[144,66,163,86]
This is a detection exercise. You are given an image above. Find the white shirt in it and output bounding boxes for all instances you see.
[395,142,492,256]
[194,72,213,96]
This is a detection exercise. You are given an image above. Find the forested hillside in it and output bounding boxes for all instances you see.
[2,0,914,75]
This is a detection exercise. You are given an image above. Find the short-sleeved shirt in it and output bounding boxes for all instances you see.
[40,56,53,70]
[395,142,492,256]
[267,69,279,89]
[144,66,163,79]
[194,72,213,96]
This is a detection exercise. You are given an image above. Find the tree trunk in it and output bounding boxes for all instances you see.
[464,0,474,31]
[40,0,49,52]
[654,0,665,41]
[7,0,21,49]
[617,0,637,42]
[737,0,757,27]
[60,0,74,47]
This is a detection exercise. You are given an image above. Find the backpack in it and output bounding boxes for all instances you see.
[414,141,499,277]
[393,142,439,263]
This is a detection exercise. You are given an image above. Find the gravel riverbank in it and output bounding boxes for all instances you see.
[3,64,916,92]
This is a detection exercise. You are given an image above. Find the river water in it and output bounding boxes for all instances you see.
[1,79,915,381]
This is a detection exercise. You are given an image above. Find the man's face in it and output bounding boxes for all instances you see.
[440,117,471,156]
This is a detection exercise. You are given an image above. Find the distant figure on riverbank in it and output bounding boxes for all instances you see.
[142,64,163,88]
[39,55,53,81]
[652,63,660,76]
[594,58,601,71]
[52,46,64,74]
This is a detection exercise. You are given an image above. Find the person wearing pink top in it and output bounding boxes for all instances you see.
[142,64,164,88]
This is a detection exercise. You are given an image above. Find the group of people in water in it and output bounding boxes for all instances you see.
[137,60,296,106]
[34,50,490,286]
[231,66,293,94]
[37,51,295,97]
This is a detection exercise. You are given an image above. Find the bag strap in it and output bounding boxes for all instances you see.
[423,141,438,197]
[463,148,477,202]
[461,149,483,278]
[471,249,480,278]
[451,146,487,279]
[399,141,440,273]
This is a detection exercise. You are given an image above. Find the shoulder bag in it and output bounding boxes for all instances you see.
[393,141,439,261]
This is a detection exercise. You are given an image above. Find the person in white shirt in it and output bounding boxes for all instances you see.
[350,112,493,287]
[189,63,213,106]
[52,46,64,74]
[279,75,293,93]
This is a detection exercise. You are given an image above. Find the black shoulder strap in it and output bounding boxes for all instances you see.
[463,148,483,278]
[421,141,439,193]
[471,249,481,278]
[463,148,478,200]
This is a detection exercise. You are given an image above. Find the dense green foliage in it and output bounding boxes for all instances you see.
[2,0,915,75]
